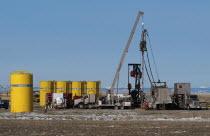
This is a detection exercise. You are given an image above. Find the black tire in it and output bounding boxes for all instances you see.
[78,103,84,109]
[120,106,124,110]
[87,104,93,109]
[114,106,118,110]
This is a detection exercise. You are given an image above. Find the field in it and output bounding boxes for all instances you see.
[1,94,210,135]
[1,107,210,136]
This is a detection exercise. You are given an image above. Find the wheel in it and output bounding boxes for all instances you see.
[114,106,118,110]
[87,104,93,109]
[78,103,84,109]
[120,106,124,110]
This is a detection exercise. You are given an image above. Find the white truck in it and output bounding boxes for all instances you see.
[74,94,132,110]
[187,95,200,110]
[52,93,65,109]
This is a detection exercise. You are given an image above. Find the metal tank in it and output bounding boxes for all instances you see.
[55,81,67,93]
[85,81,101,98]
[71,81,84,99]
[39,81,54,107]
[10,70,33,113]
[67,81,72,94]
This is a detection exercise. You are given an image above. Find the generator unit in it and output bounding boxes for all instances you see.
[149,82,173,109]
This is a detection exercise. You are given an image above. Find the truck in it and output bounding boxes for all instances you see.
[187,95,200,110]
[45,93,73,109]
[74,94,132,110]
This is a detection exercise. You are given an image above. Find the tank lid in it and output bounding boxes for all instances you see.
[12,70,32,74]
[14,70,28,73]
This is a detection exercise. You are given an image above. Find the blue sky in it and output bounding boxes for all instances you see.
[0,1,210,88]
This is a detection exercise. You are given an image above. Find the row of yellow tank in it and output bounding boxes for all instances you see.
[9,70,102,112]
[39,81,101,107]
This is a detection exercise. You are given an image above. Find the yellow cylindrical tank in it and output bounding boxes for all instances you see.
[39,81,54,107]
[55,81,67,93]
[10,70,33,113]
[66,81,71,94]
[85,81,101,98]
[71,81,84,99]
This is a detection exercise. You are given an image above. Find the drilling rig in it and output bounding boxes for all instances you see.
[109,11,171,109]
[108,11,144,107]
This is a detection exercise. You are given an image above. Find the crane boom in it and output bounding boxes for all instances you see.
[110,11,144,100]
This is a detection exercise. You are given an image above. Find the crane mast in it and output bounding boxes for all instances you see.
[110,11,144,102]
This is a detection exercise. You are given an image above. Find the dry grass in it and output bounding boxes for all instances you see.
[198,94,210,103]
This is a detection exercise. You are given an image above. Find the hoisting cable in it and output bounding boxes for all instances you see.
[146,33,160,81]
[146,51,155,83]
[143,55,152,84]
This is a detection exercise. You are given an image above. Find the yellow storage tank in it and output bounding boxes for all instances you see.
[55,81,67,93]
[66,81,71,94]
[71,81,84,99]
[10,70,33,113]
[85,81,101,98]
[39,81,54,107]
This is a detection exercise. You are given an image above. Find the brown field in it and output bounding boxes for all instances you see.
[1,107,210,136]
[198,94,210,103]
[1,93,210,135]
[0,119,210,136]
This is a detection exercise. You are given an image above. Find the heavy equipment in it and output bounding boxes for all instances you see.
[44,93,73,110]
[173,83,201,109]
[187,95,200,109]
[74,94,97,109]
[74,94,131,109]
[149,82,173,109]
[128,64,144,107]
[73,11,145,110]
[109,11,144,106]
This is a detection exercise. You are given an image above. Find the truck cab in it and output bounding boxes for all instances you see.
[187,95,200,109]
[74,94,96,109]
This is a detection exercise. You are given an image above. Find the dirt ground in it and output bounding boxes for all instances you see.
[1,107,210,136]
[1,119,210,136]
[1,93,210,135]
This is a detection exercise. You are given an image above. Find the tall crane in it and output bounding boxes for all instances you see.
[109,11,144,103]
